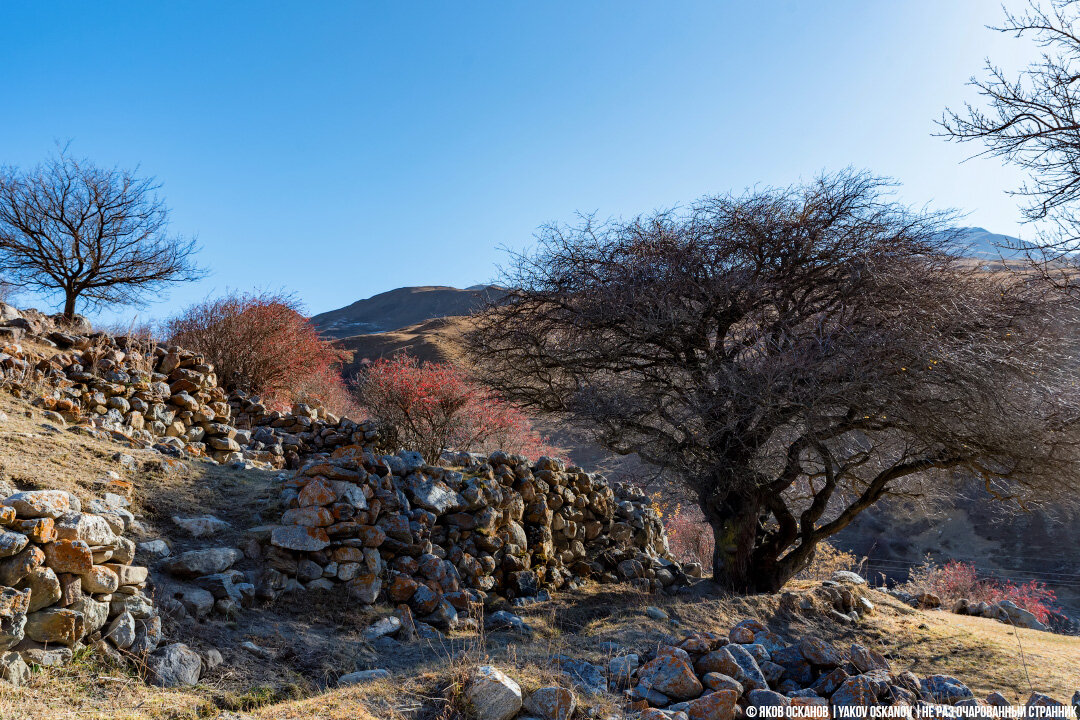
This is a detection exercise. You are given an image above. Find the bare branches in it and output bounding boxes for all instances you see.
[0,149,204,319]
[467,170,1080,591]
[940,1,1080,256]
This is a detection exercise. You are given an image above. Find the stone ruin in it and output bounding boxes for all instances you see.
[0,304,697,679]
[253,446,689,627]
[0,306,375,469]
[0,488,155,684]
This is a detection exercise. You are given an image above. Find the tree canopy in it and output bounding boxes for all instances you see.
[468,170,1080,592]
[0,150,203,319]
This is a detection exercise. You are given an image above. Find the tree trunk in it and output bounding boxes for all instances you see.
[703,490,789,593]
[61,292,77,323]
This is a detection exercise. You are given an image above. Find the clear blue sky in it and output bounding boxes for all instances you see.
[0,1,1032,324]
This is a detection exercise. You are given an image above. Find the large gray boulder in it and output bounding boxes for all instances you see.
[147,643,202,687]
[996,600,1047,631]
[466,665,521,720]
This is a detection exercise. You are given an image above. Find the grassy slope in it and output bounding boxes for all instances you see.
[0,392,1074,719]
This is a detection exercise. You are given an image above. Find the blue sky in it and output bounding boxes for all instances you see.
[0,2,1031,324]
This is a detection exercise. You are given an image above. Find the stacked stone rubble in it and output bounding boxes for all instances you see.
[257,448,686,625]
[0,489,157,673]
[465,583,1075,719]
[229,391,378,468]
[0,305,378,469]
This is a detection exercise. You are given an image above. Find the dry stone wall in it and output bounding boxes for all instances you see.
[0,488,156,680]
[256,446,687,625]
[0,305,377,470]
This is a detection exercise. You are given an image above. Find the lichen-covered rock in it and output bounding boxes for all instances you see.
[523,686,576,720]
[42,540,93,575]
[270,526,329,552]
[0,530,28,559]
[24,608,84,646]
[0,545,43,586]
[637,654,703,701]
[832,676,878,708]
[685,689,738,720]
[4,491,70,519]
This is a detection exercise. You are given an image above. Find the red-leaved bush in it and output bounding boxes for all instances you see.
[906,559,1060,623]
[353,354,561,464]
[661,503,715,569]
[164,291,356,416]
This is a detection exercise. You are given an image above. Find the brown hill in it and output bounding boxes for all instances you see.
[310,285,501,339]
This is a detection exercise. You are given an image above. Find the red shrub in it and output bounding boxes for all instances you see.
[165,291,356,415]
[661,503,715,568]
[353,354,561,463]
[908,559,1060,623]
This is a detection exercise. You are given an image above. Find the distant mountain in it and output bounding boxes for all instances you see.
[310,285,502,339]
[949,226,1031,259]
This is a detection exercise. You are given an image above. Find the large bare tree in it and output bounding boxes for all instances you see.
[940,0,1080,267]
[467,171,1080,593]
[0,151,203,320]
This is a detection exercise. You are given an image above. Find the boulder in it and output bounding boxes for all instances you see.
[178,586,215,618]
[685,689,738,720]
[42,540,93,575]
[71,596,108,633]
[147,643,203,687]
[17,567,62,612]
[609,654,639,688]
[4,491,70,519]
[361,616,402,641]
[0,546,43,586]
[24,608,84,646]
[171,515,231,537]
[466,665,522,720]
[832,676,877,707]
[0,650,29,686]
[166,548,243,578]
[996,601,1047,631]
[80,565,119,594]
[558,658,607,696]
[0,531,27,559]
[637,654,703,701]
[523,686,576,720]
[339,668,391,685]
[105,612,135,649]
[270,526,330,552]
[921,675,974,704]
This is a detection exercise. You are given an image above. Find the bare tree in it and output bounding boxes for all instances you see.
[0,150,204,321]
[940,0,1080,268]
[467,171,1080,593]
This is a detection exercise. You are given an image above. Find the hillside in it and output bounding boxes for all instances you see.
[0,391,1076,718]
[310,285,501,339]
[0,309,1069,717]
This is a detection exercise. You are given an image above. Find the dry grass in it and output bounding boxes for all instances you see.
[0,650,209,720]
